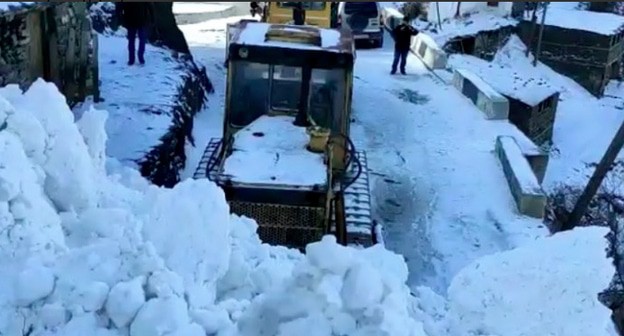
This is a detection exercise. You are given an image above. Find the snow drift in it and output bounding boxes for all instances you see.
[445,227,615,336]
[0,80,615,336]
[0,80,425,335]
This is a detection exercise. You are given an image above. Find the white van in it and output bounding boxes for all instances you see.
[337,2,383,48]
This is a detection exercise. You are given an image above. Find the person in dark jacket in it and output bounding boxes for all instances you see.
[116,2,154,65]
[250,2,260,17]
[292,2,306,25]
[391,17,419,75]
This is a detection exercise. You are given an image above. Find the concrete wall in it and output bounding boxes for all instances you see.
[0,2,98,106]
[426,2,513,22]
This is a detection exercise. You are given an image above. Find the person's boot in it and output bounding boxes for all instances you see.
[128,59,135,66]
[390,69,397,75]
[400,69,406,75]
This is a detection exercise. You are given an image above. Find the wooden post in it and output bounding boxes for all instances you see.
[533,2,548,66]
[563,120,624,231]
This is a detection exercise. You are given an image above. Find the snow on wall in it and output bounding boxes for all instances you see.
[426,2,513,23]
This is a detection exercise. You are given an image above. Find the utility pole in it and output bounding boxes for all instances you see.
[533,2,549,66]
[563,120,624,231]
[436,2,443,31]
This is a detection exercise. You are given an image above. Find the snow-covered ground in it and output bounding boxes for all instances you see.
[349,34,549,293]
[80,35,188,168]
[0,6,618,336]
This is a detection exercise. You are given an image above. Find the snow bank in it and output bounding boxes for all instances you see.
[0,80,425,335]
[446,227,614,336]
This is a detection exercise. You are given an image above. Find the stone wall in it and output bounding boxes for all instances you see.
[0,2,98,106]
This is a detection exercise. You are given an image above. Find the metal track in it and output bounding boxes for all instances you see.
[337,150,374,247]
[193,138,222,180]
[194,139,375,247]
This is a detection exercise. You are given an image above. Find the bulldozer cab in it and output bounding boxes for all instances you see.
[194,21,372,250]
[224,21,355,172]
[264,2,339,28]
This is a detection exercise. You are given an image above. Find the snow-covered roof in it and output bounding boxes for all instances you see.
[413,12,517,48]
[233,21,347,53]
[222,115,328,187]
[450,37,559,106]
[532,7,624,35]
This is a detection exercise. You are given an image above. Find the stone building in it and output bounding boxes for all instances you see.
[518,8,624,97]
[0,2,98,106]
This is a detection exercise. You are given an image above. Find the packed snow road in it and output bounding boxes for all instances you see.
[180,16,546,295]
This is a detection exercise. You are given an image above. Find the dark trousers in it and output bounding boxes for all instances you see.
[127,26,147,64]
[392,48,409,73]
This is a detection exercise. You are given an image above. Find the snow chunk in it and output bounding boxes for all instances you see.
[68,282,110,313]
[446,227,614,336]
[341,262,384,310]
[14,264,55,306]
[106,276,146,328]
[306,235,354,275]
[130,297,201,336]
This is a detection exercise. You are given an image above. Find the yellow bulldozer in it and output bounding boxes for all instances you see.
[194,21,373,250]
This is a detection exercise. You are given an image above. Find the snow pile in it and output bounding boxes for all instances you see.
[445,227,615,336]
[0,80,426,335]
[237,237,428,336]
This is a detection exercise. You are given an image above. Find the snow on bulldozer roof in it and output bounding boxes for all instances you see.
[222,115,328,188]
[231,21,354,54]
